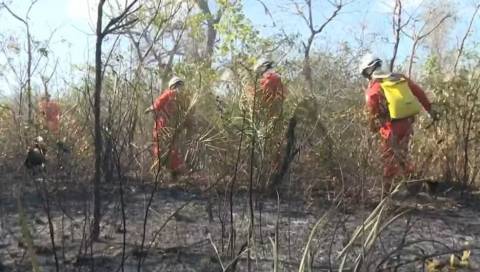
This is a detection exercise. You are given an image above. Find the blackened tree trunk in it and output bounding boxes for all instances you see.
[92,0,106,241]
[91,0,140,241]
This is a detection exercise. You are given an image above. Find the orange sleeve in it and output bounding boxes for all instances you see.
[407,79,431,112]
[260,72,281,90]
[365,82,382,116]
[153,90,172,112]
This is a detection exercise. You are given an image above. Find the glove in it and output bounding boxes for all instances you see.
[368,117,380,133]
[144,106,153,114]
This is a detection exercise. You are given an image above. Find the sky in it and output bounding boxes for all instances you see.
[0,0,478,96]
[0,0,442,64]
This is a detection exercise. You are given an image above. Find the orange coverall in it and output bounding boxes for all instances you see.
[39,100,61,135]
[365,74,431,179]
[248,71,287,109]
[259,71,287,103]
[151,89,183,172]
[246,70,288,181]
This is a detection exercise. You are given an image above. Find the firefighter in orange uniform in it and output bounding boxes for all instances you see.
[145,76,186,179]
[38,93,61,136]
[247,58,288,189]
[359,53,435,194]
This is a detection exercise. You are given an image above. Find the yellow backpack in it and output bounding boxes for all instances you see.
[379,77,422,119]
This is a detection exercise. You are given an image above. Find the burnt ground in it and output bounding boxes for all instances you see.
[1,172,480,272]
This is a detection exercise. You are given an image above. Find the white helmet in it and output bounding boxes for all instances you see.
[359,53,382,75]
[253,58,273,73]
[168,76,184,89]
[35,136,44,144]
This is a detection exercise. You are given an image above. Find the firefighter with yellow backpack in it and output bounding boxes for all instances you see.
[359,53,438,194]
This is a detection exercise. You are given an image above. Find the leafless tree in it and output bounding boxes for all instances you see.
[403,7,451,77]
[390,0,413,71]
[1,0,38,124]
[92,0,140,241]
[293,0,345,93]
[127,1,192,88]
[453,3,480,74]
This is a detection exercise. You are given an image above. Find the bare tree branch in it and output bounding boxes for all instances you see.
[390,0,403,71]
[294,2,311,27]
[418,14,451,40]
[313,1,343,35]
[195,0,226,65]
[1,0,40,123]
[102,0,140,37]
[2,3,28,26]
[107,18,139,35]
[307,0,314,31]
[92,0,141,241]
[255,0,276,26]
[453,4,480,74]
[40,58,59,96]
[128,1,183,65]
[31,27,59,76]
[406,13,451,77]
[295,0,346,92]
